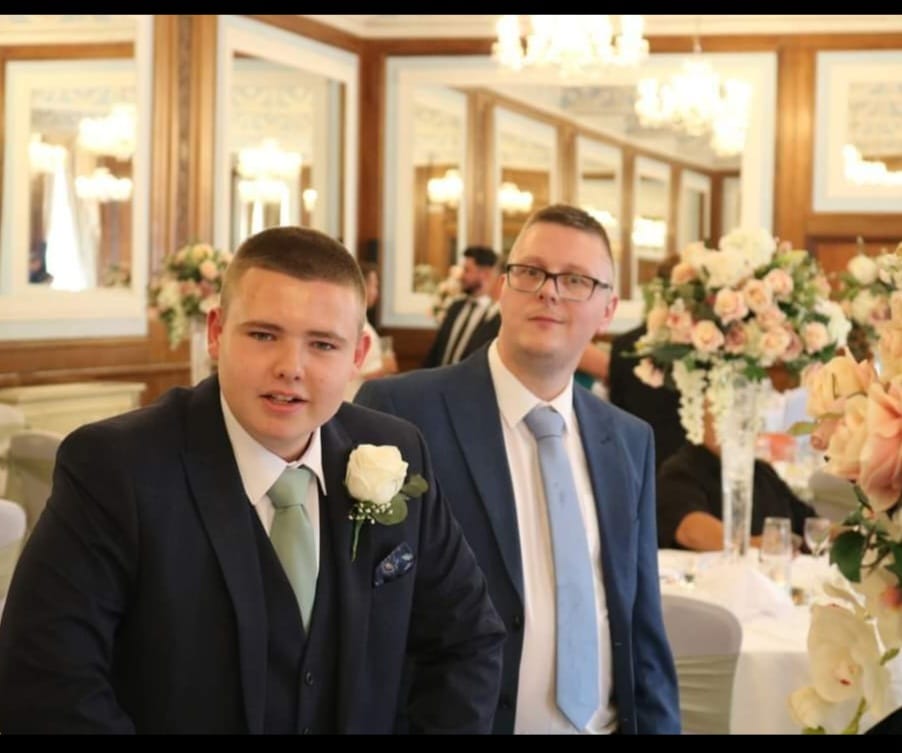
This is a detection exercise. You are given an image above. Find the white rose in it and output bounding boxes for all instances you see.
[848,254,878,285]
[719,227,776,269]
[345,444,408,506]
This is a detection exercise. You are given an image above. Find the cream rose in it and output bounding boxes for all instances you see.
[759,327,791,366]
[802,321,830,354]
[690,320,725,354]
[848,254,879,285]
[859,380,902,512]
[645,303,668,333]
[633,358,664,388]
[669,261,697,285]
[854,566,902,650]
[805,354,875,418]
[742,278,773,314]
[713,288,748,325]
[825,393,869,479]
[763,267,794,300]
[345,444,409,506]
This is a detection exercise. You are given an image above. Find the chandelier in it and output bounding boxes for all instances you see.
[427,168,463,208]
[843,144,902,187]
[78,104,136,161]
[634,41,751,157]
[493,15,649,77]
[75,167,133,203]
[498,181,534,215]
[237,138,302,180]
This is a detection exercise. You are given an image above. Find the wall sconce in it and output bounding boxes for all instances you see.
[302,188,318,213]
[631,216,667,249]
[237,138,302,180]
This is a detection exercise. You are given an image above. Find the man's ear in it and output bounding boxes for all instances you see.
[353,326,372,370]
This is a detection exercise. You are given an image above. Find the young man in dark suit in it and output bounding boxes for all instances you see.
[423,245,499,368]
[0,226,504,734]
[357,205,679,734]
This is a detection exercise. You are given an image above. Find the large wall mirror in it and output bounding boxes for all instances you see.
[0,15,153,340]
[631,156,670,301]
[678,169,712,250]
[214,15,358,254]
[383,52,776,330]
[575,135,622,292]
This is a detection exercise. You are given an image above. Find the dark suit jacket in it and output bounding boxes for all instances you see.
[0,377,504,734]
[356,350,680,734]
[608,325,686,469]
[423,297,495,369]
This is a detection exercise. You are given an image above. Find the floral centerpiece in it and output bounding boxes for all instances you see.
[148,242,233,349]
[835,240,902,361]
[632,227,850,444]
[788,293,902,734]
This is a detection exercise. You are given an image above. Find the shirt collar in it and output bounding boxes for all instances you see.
[220,391,327,506]
[487,340,576,435]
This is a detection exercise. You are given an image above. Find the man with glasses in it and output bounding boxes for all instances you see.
[356,204,679,735]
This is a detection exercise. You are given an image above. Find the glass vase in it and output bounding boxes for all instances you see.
[719,373,765,559]
[189,318,213,386]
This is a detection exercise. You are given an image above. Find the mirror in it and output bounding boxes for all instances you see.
[411,85,466,297]
[494,107,556,255]
[214,15,358,254]
[383,52,776,330]
[0,15,153,340]
[575,135,622,293]
[631,156,670,300]
[678,169,712,249]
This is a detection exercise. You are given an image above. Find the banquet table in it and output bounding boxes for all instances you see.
[658,549,902,734]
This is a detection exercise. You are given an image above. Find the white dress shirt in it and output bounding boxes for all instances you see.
[220,392,326,574]
[444,294,492,365]
[487,341,616,734]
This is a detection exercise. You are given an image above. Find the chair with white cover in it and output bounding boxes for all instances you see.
[0,497,27,613]
[4,430,63,536]
[0,404,27,476]
[661,593,743,734]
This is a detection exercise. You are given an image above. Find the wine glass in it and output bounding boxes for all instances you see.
[804,516,832,558]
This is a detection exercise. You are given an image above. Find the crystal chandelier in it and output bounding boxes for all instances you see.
[78,104,136,161]
[634,40,751,157]
[493,15,649,78]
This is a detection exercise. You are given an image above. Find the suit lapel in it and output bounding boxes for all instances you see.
[182,378,268,734]
[574,389,637,610]
[319,416,373,733]
[443,353,524,602]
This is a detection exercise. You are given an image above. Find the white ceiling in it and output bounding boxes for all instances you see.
[305,14,902,38]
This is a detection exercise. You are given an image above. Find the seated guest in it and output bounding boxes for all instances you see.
[657,407,817,551]
[344,263,397,401]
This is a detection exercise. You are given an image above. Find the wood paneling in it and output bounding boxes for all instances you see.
[187,15,217,245]
[151,15,180,269]
[247,15,364,54]
[357,45,385,261]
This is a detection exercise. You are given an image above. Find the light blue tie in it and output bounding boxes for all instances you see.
[268,466,317,631]
[524,405,600,730]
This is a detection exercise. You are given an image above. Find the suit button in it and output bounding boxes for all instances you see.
[512,615,523,631]
[304,671,314,686]
[498,694,513,710]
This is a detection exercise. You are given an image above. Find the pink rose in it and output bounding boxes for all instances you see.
[825,394,869,480]
[713,288,748,325]
[759,327,791,366]
[802,321,830,354]
[859,380,902,512]
[670,262,697,285]
[742,278,773,313]
[667,306,694,345]
[724,323,748,355]
[879,325,902,380]
[756,305,786,331]
[633,358,664,388]
[782,326,804,362]
[805,353,876,418]
[763,268,794,300]
[690,320,725,354]
[646,304,668,333]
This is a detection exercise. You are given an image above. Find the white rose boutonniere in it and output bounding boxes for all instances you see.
[345,444,428,561]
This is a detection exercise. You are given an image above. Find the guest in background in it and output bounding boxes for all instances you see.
[608,255,685,467]
[357,204,679,734]
[0,226,505,733]
[657,406,817,551]
[344,263,398,401]
[458,254,505,362]
[422,245,499,368]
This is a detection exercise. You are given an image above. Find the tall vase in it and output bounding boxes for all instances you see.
[719,373,765,559]
[189,318,213,386]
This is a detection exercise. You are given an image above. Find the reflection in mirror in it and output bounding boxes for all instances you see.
[722,175,741,234]
[631,156,669,300]
[0,15,152,342]
[678,169,711,249]
[229,54,344,248]
[576,136,621,293]
[494,107,556,254]
[411,85,465,296]
[27,79,135,291]
[215,15,358,255]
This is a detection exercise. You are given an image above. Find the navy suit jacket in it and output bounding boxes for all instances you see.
[0,376,505,733]
[357,349,680,734]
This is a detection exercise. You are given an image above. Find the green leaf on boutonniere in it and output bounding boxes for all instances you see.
[831,530,867,582]
[853,483,872,511]
[802,726,826,735]
[400,474,428,497]
[374,497,408,526]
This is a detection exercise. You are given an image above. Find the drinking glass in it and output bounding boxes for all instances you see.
[759,516,792,593]
[803,516,832,558]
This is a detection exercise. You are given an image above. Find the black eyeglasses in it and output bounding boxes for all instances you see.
[504,263,612,302]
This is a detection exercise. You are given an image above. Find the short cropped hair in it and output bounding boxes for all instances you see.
[463,245,498,269]
[221,226,366,325]
[513,203,613,269]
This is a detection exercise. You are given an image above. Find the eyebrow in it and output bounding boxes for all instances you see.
[512,257,599,276]
[240,321,350,346]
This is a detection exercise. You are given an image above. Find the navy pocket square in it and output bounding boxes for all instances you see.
[373,542,415,587]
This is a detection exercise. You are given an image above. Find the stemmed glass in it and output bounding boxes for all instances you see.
[804,517,832,558]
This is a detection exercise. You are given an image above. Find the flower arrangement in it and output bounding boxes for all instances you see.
[148,242,233,349]
[345,444,428,561]
[788,292,902,733]
[835,240,902,360]
[632,227,850,444]
[430,264,464,324]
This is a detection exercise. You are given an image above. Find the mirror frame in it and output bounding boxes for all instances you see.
[213,14,359,255]
[678,168,712,251]
[0,15,153,341]
[383,52,777,331]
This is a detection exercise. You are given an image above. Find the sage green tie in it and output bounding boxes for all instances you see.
[268,466,317,630]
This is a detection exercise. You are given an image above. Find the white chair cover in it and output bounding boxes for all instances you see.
[0,404,26,458]
[4,430,63,536]
[661,593,743,734]
[0,497,27,599]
